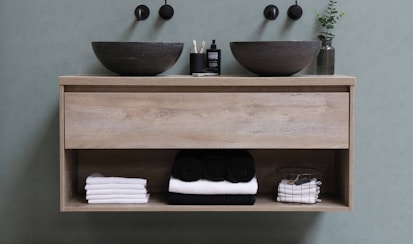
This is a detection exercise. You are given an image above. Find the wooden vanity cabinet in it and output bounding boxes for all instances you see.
[59,75,355,212]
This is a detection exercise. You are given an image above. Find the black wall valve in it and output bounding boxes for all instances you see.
[264,5,279,20]
[159,0,174,20]
[288,1,303,20]
[135,5,150,21]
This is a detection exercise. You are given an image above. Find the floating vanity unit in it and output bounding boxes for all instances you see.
[59,75,355,212]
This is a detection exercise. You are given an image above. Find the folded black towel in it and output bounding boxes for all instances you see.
[168,193,256,205]
[171,150,203,182]
[226,150,256,183]
[202,150,228,181]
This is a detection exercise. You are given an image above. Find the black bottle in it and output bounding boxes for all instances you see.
[206,40,221,74]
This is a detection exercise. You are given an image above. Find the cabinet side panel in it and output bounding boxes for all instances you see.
[64,92,349,149]
[61,86,78,211]
[334,86,354,210]
[336,150,351,209]
[348,85,355,209]
[59,86,65,210]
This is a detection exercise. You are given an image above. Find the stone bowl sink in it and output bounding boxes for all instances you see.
[92,42,184,76]
[230,41,321,76]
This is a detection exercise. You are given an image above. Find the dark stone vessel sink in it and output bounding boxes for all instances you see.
[230,41,321,76]
[92,42,184,76]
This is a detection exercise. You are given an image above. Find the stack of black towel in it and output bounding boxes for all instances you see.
[168,149,258,205]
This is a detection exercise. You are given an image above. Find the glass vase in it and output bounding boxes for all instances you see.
[317,39,335,75]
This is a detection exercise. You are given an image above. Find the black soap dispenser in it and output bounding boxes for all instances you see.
[206,40,221,74]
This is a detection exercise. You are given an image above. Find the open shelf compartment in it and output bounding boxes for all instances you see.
[60,149,352,212]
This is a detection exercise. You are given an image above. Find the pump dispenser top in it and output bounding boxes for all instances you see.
[211,40,217,49]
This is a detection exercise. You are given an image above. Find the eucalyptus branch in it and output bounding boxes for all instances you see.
[317,0,344,41]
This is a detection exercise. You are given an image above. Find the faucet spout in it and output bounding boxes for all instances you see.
[135,5,150,21]
[264,5,279,20]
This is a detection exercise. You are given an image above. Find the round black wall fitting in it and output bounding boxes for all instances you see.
[287,1,303,20]
[264,5,279,20]
[135,5,150,21]
[159,0,174,20]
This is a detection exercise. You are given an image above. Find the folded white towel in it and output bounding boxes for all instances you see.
[276,178,322,204]
[277,192,319,198]
[88,197,149,204]
[278,179,322,190]
[277,196,321,204]
[277,187,320,195]
[85,183,146,190]
[168,177,258,195]
[86,194,150,200]
[86,174,147,185]
[86,189,147,196]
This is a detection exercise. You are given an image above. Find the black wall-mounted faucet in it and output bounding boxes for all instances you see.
[264,5,279,20]
[135,5,150,21]
[288,1,303,20]
[159,0,174,20]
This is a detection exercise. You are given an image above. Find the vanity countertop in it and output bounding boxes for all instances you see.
[59,75,356,87]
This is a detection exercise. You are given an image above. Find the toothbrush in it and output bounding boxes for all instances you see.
[192,40,198,53]
[199,40,206,53]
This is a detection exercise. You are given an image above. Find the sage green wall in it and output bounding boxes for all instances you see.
[1,0,412,243]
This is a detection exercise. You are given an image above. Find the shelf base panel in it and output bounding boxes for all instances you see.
[62,193,350,212]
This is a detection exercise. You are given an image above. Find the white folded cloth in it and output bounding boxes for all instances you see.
[86,174,147,185]
[277,192,319,198]
[168,176,258,195]
[85,173,149,204]
[85,183,146,190]
[86,194,150,200]
[278,179,322,190]
[86,189,147,196]
[88,197,149,204]
[276,178,322,204]
[277,187,320,195]
[277,196,321,204]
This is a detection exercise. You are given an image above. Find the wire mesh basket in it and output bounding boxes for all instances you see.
[276,167,322,204]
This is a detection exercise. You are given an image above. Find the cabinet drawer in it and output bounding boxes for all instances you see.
[64,92,349,149]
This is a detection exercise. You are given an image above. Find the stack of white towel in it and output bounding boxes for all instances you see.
[168,176,258,195]
[168,176,258,205]
[85,173,149,204]
[276,178,322,204]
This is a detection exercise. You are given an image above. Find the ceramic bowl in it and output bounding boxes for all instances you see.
[92,42,184,76]
[230,41,321,76]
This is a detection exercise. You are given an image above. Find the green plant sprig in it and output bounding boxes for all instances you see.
[317,0,344,41]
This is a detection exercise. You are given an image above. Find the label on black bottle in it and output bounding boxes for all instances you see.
[207,51,220,73]
[208,52,219,60]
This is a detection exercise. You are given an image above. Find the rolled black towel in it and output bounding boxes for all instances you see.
[202,150,228,181]
[171,150,203,182]
[226,150,256,183]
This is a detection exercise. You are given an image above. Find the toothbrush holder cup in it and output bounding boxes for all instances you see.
[189,53,207,74]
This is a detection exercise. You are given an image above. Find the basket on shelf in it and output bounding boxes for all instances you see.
[276,167,322,204]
